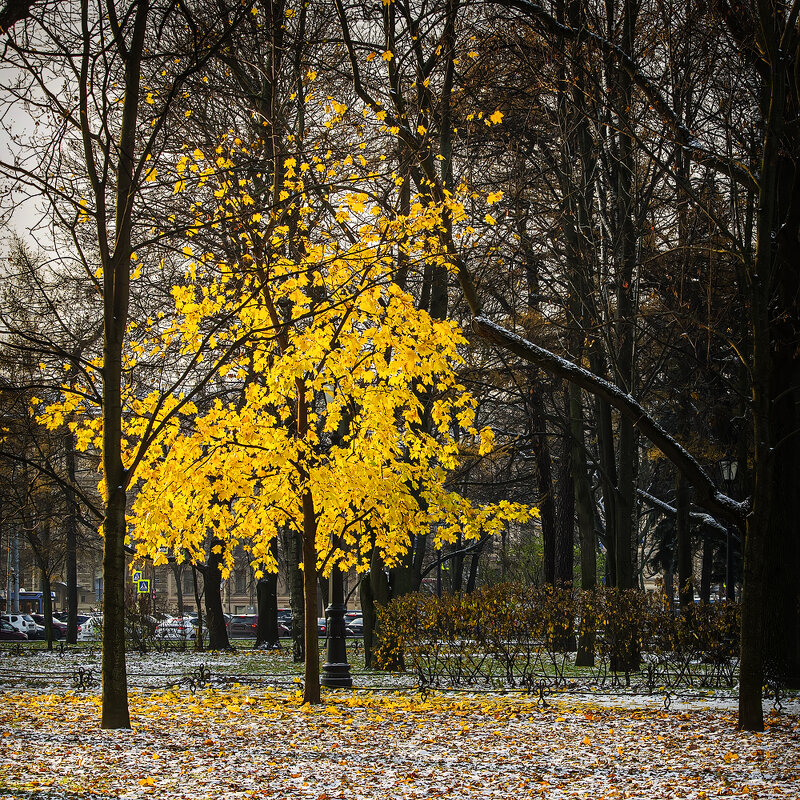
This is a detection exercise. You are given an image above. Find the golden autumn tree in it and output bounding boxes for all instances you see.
[37,127,533,701]
[120,150,532,702]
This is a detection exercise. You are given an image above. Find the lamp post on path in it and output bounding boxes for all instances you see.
[321,564,352,688]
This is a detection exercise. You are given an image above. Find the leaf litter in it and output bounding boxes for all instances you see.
[1,683,798,800]
[1,649,798,799]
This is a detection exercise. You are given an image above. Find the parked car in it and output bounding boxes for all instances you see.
[345,616,364,636]
[22,614,46,640]
[318,617,327,636]
[227,614,258,638]
[154,617,198,640]
[32,614,67,639]
[1,613,35,637]
[77,616,102,641]
[0,618,27,641]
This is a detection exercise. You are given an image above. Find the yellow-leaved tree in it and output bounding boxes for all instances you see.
[52,148,534,702]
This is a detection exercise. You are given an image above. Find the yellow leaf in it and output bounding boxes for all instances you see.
[490,110,504,125]
[382,50,393,61]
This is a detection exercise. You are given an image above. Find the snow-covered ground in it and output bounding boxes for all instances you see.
[1,649,798,799]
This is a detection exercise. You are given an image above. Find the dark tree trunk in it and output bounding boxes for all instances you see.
[389,543,416,600]
[554,422,575,585]
[255,574,279,648]
[301,490,320,703]
[64,430,79,644]
[450,535,464,594]
[676,472,694,616]
[282,526,305,663]
[204,538,231,650]
[464,537,487,594]
[700,534,713,604]
[594,395,618,587]
[360,573,376,668]
[529,381,555,584]
[171,563,184,616]
[368,548,394,669]
[191,567,204,652]
[570,385,597,666]
[40,567,53,652]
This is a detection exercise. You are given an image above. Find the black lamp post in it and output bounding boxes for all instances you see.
[321,564,352,688]
[720,459,738,602]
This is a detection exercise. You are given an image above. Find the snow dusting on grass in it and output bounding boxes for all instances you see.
[0,648,798,799]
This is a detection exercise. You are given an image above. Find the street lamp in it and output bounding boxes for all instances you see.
[720,459,738,602]
[320,564,352,688]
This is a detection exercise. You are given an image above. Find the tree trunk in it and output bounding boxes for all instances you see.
[368,548,394,669]
[204,538,231,650]
[301,490,320,703]
[64,430,79,644]
[192,567,204,652]
[282,526,305,663]
[570,384,597,666]
[594,395,618,587]
[255,573,279,648]
[554,419,575,585]
[40,566,53,652]
[360,573,376,668]
[99,0,150,731]
[464,537,487,594]
[529,380,555,584]
[676,472,693,616]
[172,563,184,617]
[699,534,713,604]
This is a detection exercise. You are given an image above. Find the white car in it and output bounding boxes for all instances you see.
[77,616,103,641]
[154,616,199,640]
[1,613,35,637]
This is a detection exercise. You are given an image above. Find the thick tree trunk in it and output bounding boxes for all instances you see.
[98,0,149,731]
[101,325,130,728]
[204,538,231,650]
[301,491,320,703]
[255,573,279,648]
[360,573,376,668]
[369,548,394,668]
[389,544,416,600]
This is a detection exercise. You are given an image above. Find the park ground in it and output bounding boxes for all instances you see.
[0,649,798,799]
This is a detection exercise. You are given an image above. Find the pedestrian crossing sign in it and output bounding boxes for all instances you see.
[137,579,151,593]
